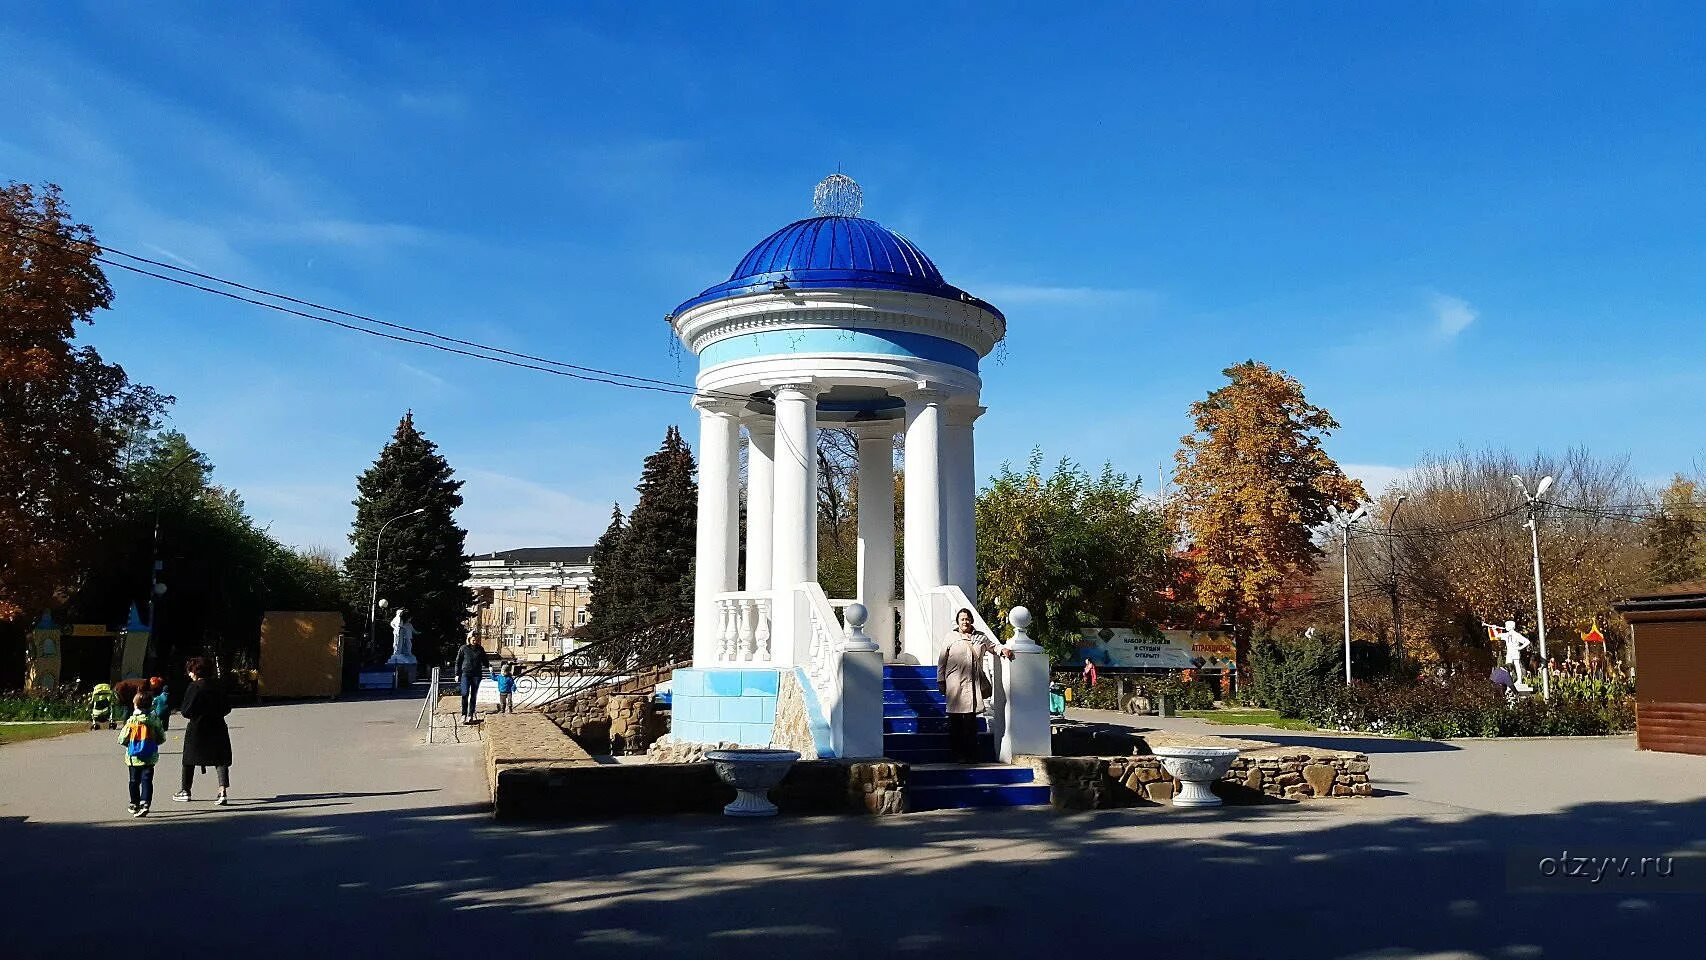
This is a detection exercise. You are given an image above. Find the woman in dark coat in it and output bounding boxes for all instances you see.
[172,656,233,805]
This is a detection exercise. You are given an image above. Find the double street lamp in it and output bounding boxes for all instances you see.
[1329,504,1369,684]
[1513,475,1556,699]
[369,508,426,659]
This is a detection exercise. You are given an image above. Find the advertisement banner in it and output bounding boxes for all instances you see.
[1066,627,1237,670]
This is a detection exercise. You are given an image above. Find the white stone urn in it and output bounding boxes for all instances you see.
[705,748,801,817]
[1151,745,1241,808]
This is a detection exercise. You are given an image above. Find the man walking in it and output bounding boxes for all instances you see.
[455,634,489,724]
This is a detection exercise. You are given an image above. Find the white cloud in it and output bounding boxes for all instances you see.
[1431,293,1477,340]
[1341,463,1412,498]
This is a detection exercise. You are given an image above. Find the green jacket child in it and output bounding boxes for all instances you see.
[118,694,165,817]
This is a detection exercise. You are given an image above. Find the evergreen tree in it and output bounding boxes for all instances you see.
[583,503,629,640]
[342,412,470,666]
[617,426,698,626]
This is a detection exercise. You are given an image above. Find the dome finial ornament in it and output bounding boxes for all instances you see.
[813,173,862,217]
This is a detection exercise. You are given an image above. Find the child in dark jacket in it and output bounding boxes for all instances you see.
[119,693,166,818]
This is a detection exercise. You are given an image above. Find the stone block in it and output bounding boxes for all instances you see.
[1303,763,1337,797]
[1144,780,1175,802]
[671,669,704,697]
[718,696,763,724]
[1353,782,1372,796]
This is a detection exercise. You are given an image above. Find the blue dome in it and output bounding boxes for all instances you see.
[673,215,1003,320]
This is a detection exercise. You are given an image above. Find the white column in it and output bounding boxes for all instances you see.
[693,402,741,663]
[769,381,820,591]
[744,419,775,592]
[902,388,947,662]
[941,405,983,597]
[855,424,897,660]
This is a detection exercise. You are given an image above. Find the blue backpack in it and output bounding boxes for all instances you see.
[123,715,159,762]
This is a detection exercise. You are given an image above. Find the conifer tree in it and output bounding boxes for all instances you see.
[342,412,470,666]
[583,503,629,640]
[617,426,698,627]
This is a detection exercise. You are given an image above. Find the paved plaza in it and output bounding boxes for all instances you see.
[3,696,1703,958]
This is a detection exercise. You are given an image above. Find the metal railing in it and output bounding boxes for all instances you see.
[512,615,693,712]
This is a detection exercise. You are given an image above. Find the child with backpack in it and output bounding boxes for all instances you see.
[119,692,165,818]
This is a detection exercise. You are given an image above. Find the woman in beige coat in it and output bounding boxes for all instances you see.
[936,608,1014,763]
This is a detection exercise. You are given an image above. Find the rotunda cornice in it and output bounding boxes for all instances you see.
[672,287,1006,359]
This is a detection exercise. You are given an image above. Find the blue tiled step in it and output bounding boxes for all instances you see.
[884,665,938,680]
[885,688,945,702]
[885,677,939,691]
[911,784,1052,810]
[884,716,986,734]
[910,764,1036,788]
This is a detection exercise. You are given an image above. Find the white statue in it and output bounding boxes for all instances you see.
[1484,620,1533,692]
[388,610,417,665]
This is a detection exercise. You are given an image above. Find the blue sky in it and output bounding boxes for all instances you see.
[4,3,1703,555]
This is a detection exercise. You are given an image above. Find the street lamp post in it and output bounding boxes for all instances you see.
[1513,475,1556,699]
[369,509,426,661]
[1331,505,1369,684]
[1387,495,1408,672]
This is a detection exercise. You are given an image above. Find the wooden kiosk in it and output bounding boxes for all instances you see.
[1615,580,1706,756]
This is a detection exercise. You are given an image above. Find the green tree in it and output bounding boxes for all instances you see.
[0,182,166,629]
[613,426,698,629]
[65,428,342,679]
[1168,360,1365,651]
[342,412,470,666]
[976,451,1172,660]
[1647,474,1705,586]
[583,503,629,640]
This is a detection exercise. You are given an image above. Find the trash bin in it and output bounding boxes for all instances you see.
[1049,683,1066,718]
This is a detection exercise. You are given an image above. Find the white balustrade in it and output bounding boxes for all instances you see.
[710,592,774,665]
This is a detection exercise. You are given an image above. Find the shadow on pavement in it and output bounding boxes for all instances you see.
[4,790,1702,958]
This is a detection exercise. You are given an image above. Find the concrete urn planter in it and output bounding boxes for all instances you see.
[1151,745,1241,807]
[705,749,800,817]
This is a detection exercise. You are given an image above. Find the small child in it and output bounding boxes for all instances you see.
[495,664,516,714]
[118,693,165,818]
[150,677,170,731]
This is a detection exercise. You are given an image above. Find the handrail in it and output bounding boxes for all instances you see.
[800,583,846,718]
[513,615,692,711]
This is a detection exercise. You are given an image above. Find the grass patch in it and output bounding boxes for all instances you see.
[1180,709,1318,731]
[0,723,85,746]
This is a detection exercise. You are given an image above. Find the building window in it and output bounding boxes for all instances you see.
[503,608,515,627]
[576,609,589,626]
[527,609,538,627]
[552,607,563,629]
[504,588,514,599]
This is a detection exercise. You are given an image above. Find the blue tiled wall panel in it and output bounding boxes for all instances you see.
[667,669,781,746]
[742,670,779,696]
[719,697,762,724]
[705,670,744,697]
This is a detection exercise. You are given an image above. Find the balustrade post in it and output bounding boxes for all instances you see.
[755,600,772,662]
[999,605,1051,762]
[738,598,758,661]
[835,602,884,758]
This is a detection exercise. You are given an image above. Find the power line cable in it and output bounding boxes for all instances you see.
[1,216,759,405]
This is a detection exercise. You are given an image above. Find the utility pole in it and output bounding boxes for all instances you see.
[1513,475,1556,699]
[146,451,199,671]
[1330,504,1369,684]
[1387,495,1407,673]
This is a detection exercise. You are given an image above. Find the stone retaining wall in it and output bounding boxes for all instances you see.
[491,756,904,820]
[1023,747,1372,810]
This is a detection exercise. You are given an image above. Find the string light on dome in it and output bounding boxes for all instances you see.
[813,173,863,217]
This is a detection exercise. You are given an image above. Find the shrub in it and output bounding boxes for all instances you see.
[0,688,89,721]
[1307,677,1635,739]
[1249,633,1342,719]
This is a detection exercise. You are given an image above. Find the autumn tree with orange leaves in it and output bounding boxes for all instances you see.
[0,182,166,625]
[1167,361,1365,659]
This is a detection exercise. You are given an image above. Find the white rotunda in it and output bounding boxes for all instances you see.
[665,175,1049,763]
